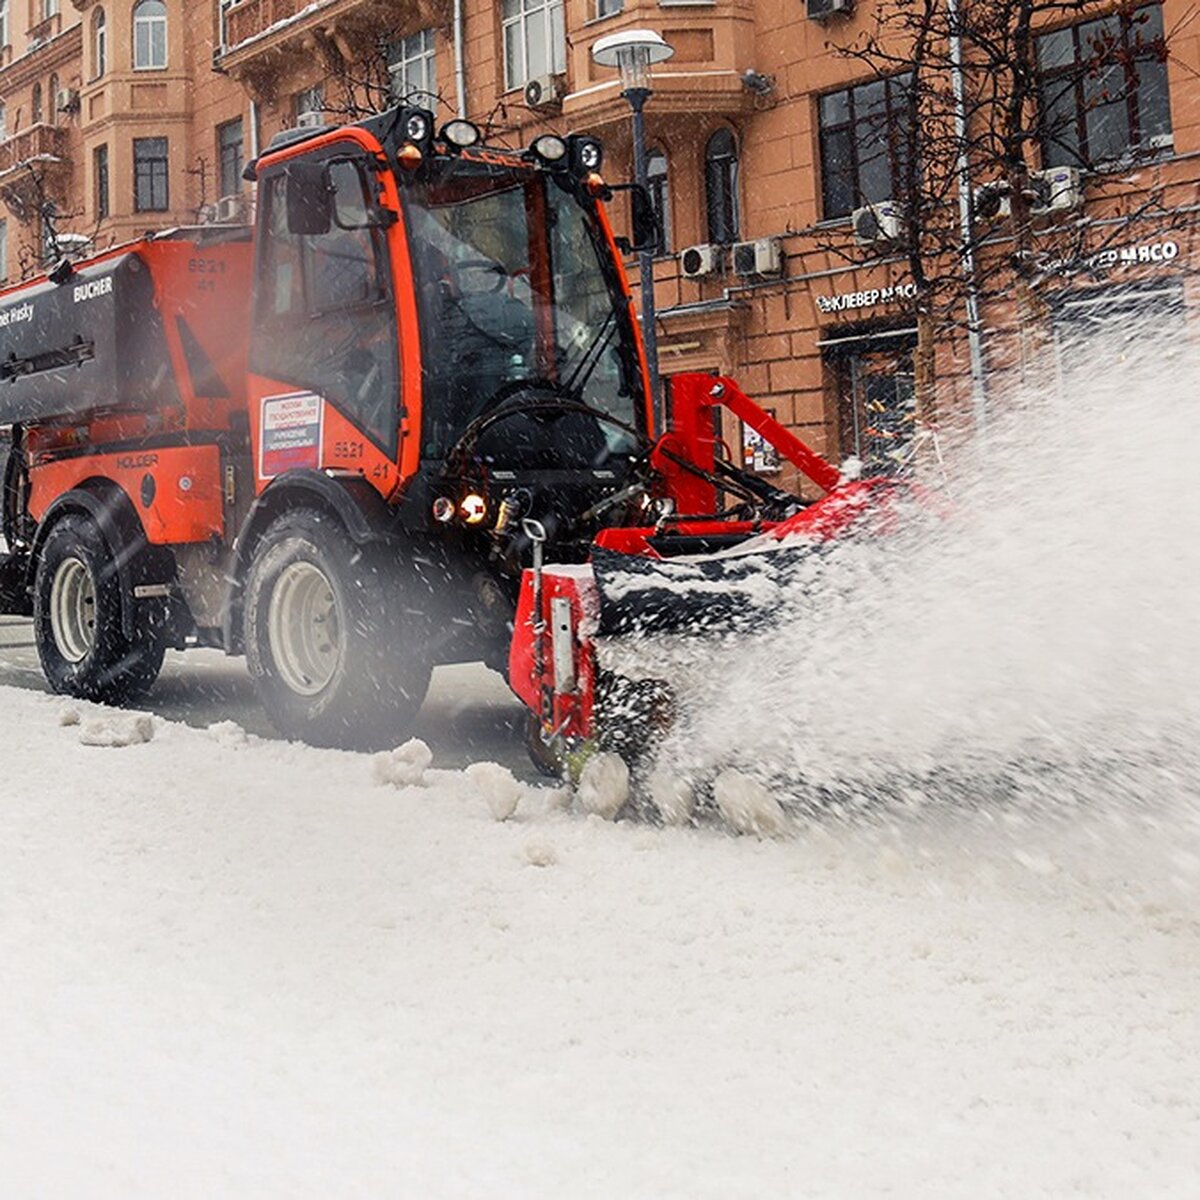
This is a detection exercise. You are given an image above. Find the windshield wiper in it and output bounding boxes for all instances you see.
[562,309,616,399]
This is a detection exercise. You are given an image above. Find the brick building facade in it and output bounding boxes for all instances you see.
[2,1,1199,483]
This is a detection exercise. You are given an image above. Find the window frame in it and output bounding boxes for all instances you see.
[94,143,110,220]
[1036,3,1172,169]
[704,128,740,245]
[387,28,437,103]
[217,117,244,199]
[92,8,107,79]
[646,147,671,257]
[132,0,168,72]
[133,136,169,212]
[817,73,913,222]
[501,0,566,91]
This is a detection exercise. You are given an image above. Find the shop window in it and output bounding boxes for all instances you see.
[218,118,243,199]
[388,28,436,103]
[31,84,42,125]
[502,0,565,90]
[704,129,740,245]
[93,8,107,79]
[828,333,918,476]
[1037,3,1172,168]
[134,136,169,212]
[133,0,167,71]
[646,148,671,256]
[94,144,109,220]
[818,74,913,221]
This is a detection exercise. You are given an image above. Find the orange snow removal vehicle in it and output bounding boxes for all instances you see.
[0,105,901,758]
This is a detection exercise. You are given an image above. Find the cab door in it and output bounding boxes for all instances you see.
[249,150,401,491]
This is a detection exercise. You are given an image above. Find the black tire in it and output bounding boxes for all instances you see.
[33,512,165,703]
[243,508,431,750]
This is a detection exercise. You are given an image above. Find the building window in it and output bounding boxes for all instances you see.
[48,74,59,122]
[704,129,740,245]
[218,118,243,199]
[597,0,623,15]
[0,1,7,52]
[293,84,324,124]
[0,102,5,142]
[502,0,565,90]
[43,0,59,18]
[133,0,167,71]
[818,75,913,221]
[31,84,42,125]
[95,144,109,219]
[0,219,7,282]
[1037,4,1172,168]
[93,8,107,78]
[134,136,169,211]
[388,28,436,103]
[646,148,671,256]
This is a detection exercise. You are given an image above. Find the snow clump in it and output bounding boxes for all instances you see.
[373,738,433,788]
[465,761,523,821]
[78,713,155,748]
[713,769,788,838]
[576,751,629,821]
[647,766,695,826]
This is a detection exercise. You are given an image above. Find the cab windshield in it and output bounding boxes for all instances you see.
[405,159,643,464]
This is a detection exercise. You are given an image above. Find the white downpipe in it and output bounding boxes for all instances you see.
[454,0,467,119]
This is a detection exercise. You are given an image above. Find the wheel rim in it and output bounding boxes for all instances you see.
[49,556,97,664]
[267,561,342,697]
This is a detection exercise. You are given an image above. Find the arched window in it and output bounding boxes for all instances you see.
[48,73,59,122]
[646,148,671,256]
[93,8,107,78]
[0,102,6,143]
[31,83,42,125]
[704,128,740,245]
[133,0,167,70]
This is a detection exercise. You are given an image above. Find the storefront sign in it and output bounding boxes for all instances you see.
[1051,240,1180,276]
[816,283,918,315]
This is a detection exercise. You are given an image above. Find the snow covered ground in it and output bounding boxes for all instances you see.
[2,684,1198,1198]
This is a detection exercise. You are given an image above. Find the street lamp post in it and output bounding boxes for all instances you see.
[591,29,674,430]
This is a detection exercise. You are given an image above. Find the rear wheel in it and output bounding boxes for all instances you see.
[33,512,165,703]
[243,508,431,750]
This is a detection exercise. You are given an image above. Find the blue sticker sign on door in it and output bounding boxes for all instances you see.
[260,391,323,478]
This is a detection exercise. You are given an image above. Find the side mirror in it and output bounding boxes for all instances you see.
[607,182,662,256]
[286,161,333,236]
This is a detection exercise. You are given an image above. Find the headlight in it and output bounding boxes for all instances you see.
[530,134,568,164]
[405,112,431,143]
[441,119,481,148]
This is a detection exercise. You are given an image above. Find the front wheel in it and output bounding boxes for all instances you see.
[33,512,165,703]
[243,508,431,750]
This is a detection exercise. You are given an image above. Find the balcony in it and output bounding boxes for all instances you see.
[218,0,410,77]
[0,123,71,181]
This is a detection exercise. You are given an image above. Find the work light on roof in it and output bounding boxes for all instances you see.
[530,134,568,164]
[440,119,481,149]
[404,112,431,143]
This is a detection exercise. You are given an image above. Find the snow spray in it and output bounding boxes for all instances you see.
[635,326,1200,911]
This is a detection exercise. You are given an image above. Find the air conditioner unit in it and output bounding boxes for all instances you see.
[731,236,784,278]
[806,0,853,19]
[296,110,327,130]
[852,200,903,246]
[973,180,1011,223]
[679,243,723,280]
[214,193,247,224]
[1029,166,1082,215]
[523,73,565,112]
[55,88,79,115]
